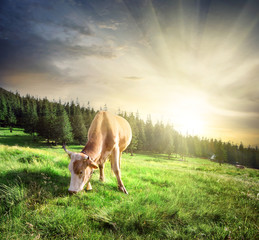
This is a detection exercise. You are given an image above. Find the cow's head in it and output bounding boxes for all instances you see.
[63,145,98,194]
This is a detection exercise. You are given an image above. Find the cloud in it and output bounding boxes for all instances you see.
[65,44,116,58]
[98,22,120,30]
[124,76,143,80]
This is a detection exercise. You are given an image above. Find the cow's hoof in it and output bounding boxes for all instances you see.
[118,186,128,194]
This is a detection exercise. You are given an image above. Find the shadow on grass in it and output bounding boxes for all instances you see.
[0,135,37,146]
[0,169,70,200]
[0,168,119,199]
[0,135,52,149]
[90,178,119,193]
[0,134,85,153]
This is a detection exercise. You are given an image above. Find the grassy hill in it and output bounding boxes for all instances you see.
[0,128,258,239]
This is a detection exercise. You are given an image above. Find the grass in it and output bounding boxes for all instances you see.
[0,128,258,239]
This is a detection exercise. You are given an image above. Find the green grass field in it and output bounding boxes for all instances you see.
[0,128,258,239]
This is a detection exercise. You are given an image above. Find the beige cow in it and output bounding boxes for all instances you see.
[63,111,132,194]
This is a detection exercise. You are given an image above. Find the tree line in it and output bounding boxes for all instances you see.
[0,87,258,169]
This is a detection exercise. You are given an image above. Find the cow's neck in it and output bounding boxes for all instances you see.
[81,137,102,161]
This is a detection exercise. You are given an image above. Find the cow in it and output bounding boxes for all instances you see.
[63,111,132,194]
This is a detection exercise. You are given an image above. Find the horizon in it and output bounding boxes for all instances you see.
[0,0,259,146]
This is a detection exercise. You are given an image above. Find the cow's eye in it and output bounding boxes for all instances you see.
[79,171,83,175]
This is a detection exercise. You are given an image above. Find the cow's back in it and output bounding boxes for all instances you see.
[115,114,132,152]
[88,111,132,153]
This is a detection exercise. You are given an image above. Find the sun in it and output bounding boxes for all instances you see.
[176,113,205,136]
[166,95,207,137]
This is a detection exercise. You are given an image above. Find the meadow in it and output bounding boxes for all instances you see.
[0,128,258,239]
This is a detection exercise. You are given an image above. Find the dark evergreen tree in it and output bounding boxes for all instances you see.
[0,94,7,125]
[55,108,73,144]
[83,107,94,131]
[71,105,87,144]
[37,98,51,142]
[23,99,38,139]
[6,105,16,132]
[216,140,227,165]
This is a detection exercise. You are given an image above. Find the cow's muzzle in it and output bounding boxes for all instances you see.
[68,190,77,195]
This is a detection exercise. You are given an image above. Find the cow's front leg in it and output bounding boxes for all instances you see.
[111,147,128,194]
[86,182,92,191]
[99,163,105,182]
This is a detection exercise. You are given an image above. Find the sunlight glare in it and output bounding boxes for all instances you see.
[169,96,207,136]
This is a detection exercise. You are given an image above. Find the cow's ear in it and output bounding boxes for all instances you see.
[86,159,98,169]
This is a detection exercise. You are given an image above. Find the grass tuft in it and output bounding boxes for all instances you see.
[89,208,118,231]
[18,154,44,164]
[0,177,26,215]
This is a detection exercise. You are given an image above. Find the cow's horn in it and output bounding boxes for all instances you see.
[62,144,72,156]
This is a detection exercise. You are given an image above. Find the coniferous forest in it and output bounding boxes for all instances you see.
[0,87,258,169]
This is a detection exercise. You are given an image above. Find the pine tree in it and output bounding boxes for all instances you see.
[64,102,70,117]
[14,93,23,127]
[127,113,138,156]
[178,135,188,160]
[193,136,202,157]
[144,115,153,151]
[186,136,195,156]
[6,104,16,132]
[83,108,94,131]
[48,103,58,143]
[164,124,175,159]
[0,94,7,125]
[55,108,73,144]
[37,98,51,142]
[70,101,76,117]
[216,140,226,165]
[153,121,164,153]
[136,118,146,151]
[23,99,38,139]
[71,105,87,144]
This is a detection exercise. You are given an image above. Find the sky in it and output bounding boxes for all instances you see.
[0,0,259,146]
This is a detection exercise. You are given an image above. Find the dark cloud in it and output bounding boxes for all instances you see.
[0,0,118,83]
[207,62,259,115]
[62,21,93,36]
[210,112,259,134]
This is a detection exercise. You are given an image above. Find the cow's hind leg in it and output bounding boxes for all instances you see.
[111,147,128,194]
